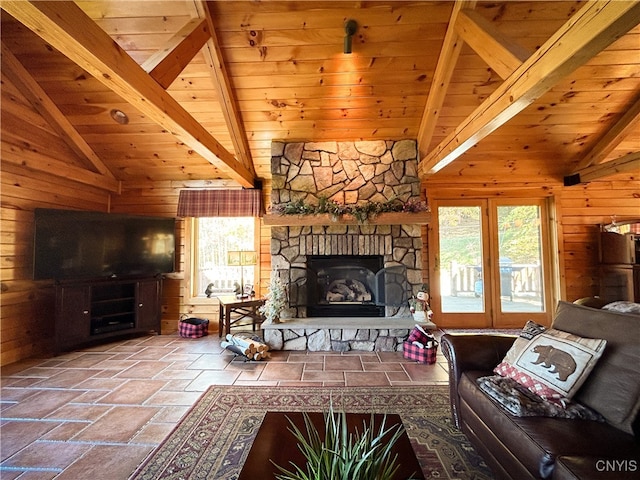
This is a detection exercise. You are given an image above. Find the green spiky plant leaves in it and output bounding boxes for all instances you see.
[271,403,416,480]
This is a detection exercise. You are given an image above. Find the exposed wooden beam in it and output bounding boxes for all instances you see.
[417,1,476,154]
[1,0,256,188]
[1,41,117,184]
[141,18,211,90]
[573,93,640,171]
[419,0,640,177]
[455,9,532,79]
[565,151,640,185]
[196,1,256,179]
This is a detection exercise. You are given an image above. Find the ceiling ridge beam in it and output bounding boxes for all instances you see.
[565,151,640,185]
[1,41,117,181]
[196,1,256,179]
[1,0,256,188]
[573,92,640,171]
[418,0,640,177]
[417,1,476,154]
[141,18,211,90]
[455,9,533,79]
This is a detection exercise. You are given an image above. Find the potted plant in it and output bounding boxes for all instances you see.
[272,402,414,480]
[259,272,287,324]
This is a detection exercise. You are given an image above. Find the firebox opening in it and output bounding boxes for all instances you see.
[307,255,385,317]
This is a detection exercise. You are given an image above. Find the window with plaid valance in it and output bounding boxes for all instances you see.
[176,189,263,217]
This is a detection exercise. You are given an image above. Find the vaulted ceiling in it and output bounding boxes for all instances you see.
[1,1,639,191]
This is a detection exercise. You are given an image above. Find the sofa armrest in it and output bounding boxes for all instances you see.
[441,333,516,428]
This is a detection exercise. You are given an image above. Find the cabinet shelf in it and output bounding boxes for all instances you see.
[55,277,162,353]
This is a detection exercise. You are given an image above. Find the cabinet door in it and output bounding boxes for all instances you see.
[56,285,91,349]
[599,265,634,302]
[136,279,161,331]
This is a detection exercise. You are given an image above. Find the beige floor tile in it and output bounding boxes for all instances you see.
[54,444,154,480]
[301,370,345,383]
[146,390,203,406]
[3,441,92,469]
[128,347,177,361]
[58,353,115,368]
[185,369,240,390]
[344,371,391,386]
[324,355,363,371]
[98,379,167,404]
[116,361,171,378]
[132,422,175,444]
[2,390,83,419]
[46,403,112,421]
[259,362,304,381]
[1,421,59,461]
[73,406,160,442]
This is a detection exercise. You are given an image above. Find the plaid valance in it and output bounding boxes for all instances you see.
[177,189,263,217]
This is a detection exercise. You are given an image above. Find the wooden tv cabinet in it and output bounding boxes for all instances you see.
[54,276,162,353]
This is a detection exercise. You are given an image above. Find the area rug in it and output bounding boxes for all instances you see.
[130,386,493,480]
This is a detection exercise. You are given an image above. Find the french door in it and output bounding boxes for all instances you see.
[430,199,553,329]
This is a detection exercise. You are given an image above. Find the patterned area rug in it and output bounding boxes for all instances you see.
[130,386,493,480]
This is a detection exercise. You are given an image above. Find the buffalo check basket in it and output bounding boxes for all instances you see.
[403,326,438,364]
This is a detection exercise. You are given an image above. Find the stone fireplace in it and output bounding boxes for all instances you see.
[263,140,431,351]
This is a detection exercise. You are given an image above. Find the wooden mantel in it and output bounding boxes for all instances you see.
[262,212,432,226]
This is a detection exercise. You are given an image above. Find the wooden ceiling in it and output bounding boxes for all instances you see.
[1,1,639,191]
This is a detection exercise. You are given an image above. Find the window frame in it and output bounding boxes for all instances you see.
[186,217,260,303]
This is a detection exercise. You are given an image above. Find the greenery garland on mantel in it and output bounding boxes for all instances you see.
[270,196,429,224]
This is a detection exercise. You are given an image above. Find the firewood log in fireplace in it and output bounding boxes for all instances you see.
[325,279,372,303]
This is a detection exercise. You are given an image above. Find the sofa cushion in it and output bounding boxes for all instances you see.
[459,371,640,479]
[551,301,640,435]
[495,328,606,404]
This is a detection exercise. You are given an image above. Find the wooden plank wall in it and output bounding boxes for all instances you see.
[0,74,111,365]
[557,179,640,301]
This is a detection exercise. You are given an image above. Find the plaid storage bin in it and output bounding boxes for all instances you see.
[179,316,209,338]
[403,340,438,364]
[408,326,431,344]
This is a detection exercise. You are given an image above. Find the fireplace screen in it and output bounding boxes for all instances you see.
[289,255,408,317]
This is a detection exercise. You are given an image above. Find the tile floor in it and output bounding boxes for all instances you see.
[0,332,449,479]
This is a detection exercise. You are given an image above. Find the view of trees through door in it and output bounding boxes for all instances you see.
[433,199,551,328]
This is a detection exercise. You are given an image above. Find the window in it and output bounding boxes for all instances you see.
[191,217,257,297]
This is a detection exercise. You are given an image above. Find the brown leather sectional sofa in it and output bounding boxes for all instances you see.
[441,301,640,480]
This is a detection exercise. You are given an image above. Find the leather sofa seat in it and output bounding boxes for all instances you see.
[458,371,639,479]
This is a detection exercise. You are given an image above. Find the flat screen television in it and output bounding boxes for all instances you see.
[33,208,176,280]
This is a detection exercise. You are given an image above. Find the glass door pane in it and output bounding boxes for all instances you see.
[496,205,545,312]
[438,206,485,313]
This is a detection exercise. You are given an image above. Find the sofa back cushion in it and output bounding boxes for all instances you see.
[551,301,640,435]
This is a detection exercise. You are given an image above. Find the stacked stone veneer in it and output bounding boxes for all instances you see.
[264,324,414,352]
[264,140,426,352]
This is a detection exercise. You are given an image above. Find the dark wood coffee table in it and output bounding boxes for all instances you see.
[238,411,424,479]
